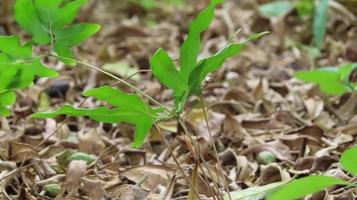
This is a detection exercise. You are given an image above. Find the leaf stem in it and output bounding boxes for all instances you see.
[51,55,174,114]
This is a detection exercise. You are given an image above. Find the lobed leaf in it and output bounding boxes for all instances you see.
[149,0,267,113]
[32,86,165,147]
[15,0,51,44]
[340,146,357,176]
[14,0,100,64]
[0,36,58,116]
[189,32,269,94]
[179,0,224,80]
[267,176,348,200]
[150,48,187,97]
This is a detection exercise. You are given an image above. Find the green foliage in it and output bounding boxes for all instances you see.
[0,35,58,116]
[340,146,357,176]
[136,0,184,9]
[313,0,329,49]
[267,176,348,200]
[14,0,101,65]
[258,1,294,18]
[0,0,99,117]
[151,0,267,113]
[295,63,357,95]
[258,0,327,53]
[224,181,286,200]
[44,184,61,198]
[32,86,165,147]
[295,0,315,18]
[69,152,96,165]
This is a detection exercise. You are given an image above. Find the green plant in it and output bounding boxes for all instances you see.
[267,146,356,200]
[224,146,357,200]
[295,63,357,95]
[0,0,100,116]
[32,0,267,147]
[258,0,328,53]
[133,0,184,9]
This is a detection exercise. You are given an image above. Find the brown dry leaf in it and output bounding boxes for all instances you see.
[78,128,106,155]
[236,155,258,184]
[9,141,38,162]
[81,177,106,200]
[241,141,292,162]
[304,98,324,120]
[17,188,37,200]
[62,160,87,197]
[120,165,175,191]
[256,163,290,185]
[185,109,225,143]
[336,92,357,122]
[111,184,149,200]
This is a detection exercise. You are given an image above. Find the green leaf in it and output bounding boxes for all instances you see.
[32,86,164,147]
[54,43,76,65]
[150,48,187,96]
[0,35,32,59]
[179,0,224,80]
[189,32,269,94]
[340,146,357,176]
[0,107,11,117]
[69,152,95,165]
[295,66,353,95]
[313,0,328,49]
[35,0,87,28]
[267,176,348,200]
[54,23,101,64]
[295,0,315,18]
[0,62,19,92]
[224,181,287,200]
[54,23,101,46]
[15,0,100,62]
[259,1,294,18]
[44,184,61,198]
[0,36,58,86]
[0,91,16,106]
[14,0,51,44]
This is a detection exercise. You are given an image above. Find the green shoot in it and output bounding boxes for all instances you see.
[295,63,357,95]
[151,0,268,113]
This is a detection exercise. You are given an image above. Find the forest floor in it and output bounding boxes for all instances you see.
[0,0,356,199]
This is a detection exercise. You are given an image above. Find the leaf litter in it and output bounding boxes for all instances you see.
[0,0,356,199]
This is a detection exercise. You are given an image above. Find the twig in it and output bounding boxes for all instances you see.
[199,94,231,200]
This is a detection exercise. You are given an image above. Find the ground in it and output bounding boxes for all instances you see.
[0,0,356,199]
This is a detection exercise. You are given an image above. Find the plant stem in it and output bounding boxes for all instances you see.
[154,124,202,200]
[51,55,173,113]
[199,94,232,200]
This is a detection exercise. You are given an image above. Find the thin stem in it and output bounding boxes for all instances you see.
[51,55,174,115]
[199,94,232,200]
[154,124,202,200]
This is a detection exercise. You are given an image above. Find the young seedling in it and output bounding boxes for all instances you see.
[33,0,267,147]
[295,63,357,95]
